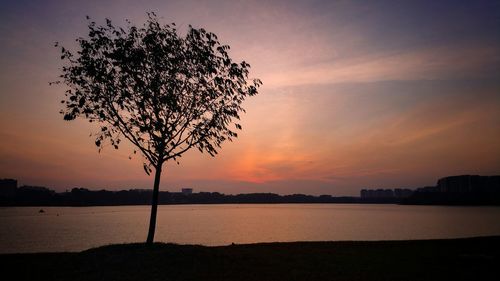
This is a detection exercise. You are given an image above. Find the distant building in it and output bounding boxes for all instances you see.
[181,188,193,195]
[437,175,500,193]
[438,175,478,193]
[0,179,17,189]
[360,188,395,198]
[415,186,439,193]
[0,179,18,197]
[394,188,413,198]
[360,189,368,198]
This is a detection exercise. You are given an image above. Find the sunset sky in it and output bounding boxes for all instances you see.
[0,0,499,195]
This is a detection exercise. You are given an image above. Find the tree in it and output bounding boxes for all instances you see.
[54,13,261,244]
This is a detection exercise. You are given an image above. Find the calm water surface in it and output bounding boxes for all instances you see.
[1,204,500,253]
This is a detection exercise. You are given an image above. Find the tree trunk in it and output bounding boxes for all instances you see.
[146,163,163,244]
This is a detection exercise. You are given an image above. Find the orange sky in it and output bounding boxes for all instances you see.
[1,0,499,195]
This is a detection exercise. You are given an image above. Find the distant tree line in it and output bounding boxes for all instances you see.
[0,179,398,206]
[0,185,371,206]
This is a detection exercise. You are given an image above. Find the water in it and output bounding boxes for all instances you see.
[1,204,500,253]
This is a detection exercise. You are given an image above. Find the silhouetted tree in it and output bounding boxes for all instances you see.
[54,13,261,244]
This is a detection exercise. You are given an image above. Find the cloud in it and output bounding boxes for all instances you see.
[263,45,500,88]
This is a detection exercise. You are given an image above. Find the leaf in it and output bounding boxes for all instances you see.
[63,113,75,121]
[143,163,151,175]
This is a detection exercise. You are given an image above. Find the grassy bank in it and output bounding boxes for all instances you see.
[1,236,499,281]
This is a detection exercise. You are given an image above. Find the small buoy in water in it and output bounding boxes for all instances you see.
[39,209,45,213]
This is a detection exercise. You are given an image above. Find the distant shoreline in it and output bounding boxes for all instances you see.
[2,174,500,206]
[1,236,498,281]
[2,188,499,207]
[4,202,500,208]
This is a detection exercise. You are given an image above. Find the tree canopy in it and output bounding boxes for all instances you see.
[56,13,261,172]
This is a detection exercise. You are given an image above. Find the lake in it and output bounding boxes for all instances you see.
[1,204,500,253]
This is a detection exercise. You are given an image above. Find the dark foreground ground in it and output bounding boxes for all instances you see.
[1,236,499,281]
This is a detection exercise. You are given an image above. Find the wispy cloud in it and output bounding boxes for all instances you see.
[263,45,500,87]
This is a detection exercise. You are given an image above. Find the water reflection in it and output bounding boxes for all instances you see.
[1,204,500,253]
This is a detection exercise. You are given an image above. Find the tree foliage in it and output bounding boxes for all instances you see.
[55,13,261,172]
